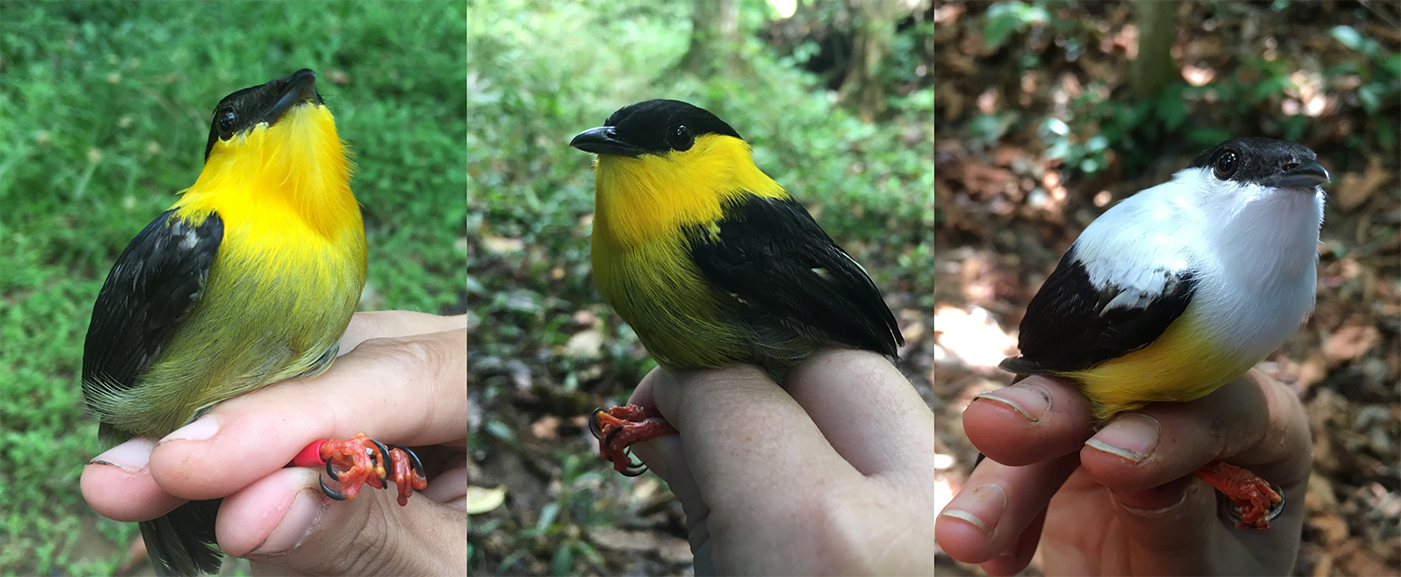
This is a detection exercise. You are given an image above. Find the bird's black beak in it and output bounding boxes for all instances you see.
[1266,159,1329,189]
[267,69,322,125]
[570,127,644,158]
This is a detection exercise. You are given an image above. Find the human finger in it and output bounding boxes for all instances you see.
[934,450,1079,566]
[215,467,466,575]
[781,349,935,478]
[1080,370,1311,495]
[340,311,468,353]
[963,375,1098,467]
[148,327,467,501]
[81,438,187,522]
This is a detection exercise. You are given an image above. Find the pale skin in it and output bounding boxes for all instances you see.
[625,349,937,576]
[935,370,1311,575]
[81,311,468,576]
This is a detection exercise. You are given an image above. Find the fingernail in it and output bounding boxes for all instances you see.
[252,489,327,555]
[1086,413,1160,462]
[90,438,156,473]
[160,416,219,443]
[938,484,1006,537]
[1116,478,1192,515]
[973,384,1051,422]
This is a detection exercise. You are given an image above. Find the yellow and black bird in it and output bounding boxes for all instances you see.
[570,99,904,473]
[82,69,423,575]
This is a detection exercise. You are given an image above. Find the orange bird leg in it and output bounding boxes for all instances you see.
[588,405,677,476]
[292,432,428,505]
[1193,460,1284,529]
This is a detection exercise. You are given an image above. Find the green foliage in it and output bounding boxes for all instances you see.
[983,1,1050,50]
[0,2,465,573]
[468,0,931,386]
[1328,24,1400,148]
[970,2,1398,178]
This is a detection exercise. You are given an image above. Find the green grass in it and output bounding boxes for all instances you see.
[0,2,466,573]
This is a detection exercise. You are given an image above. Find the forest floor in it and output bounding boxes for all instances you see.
[932,2,1398,576]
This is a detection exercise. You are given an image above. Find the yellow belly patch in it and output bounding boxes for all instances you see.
[1064,309,1258,421]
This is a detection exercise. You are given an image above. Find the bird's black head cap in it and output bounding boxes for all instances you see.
[570,99,742,158]
[204,69,323,162]
[1189,137,1329,189]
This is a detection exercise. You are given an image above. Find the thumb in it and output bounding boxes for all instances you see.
[216,467,465,575]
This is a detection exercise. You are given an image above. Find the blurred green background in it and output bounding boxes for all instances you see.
[467,0,932,573]
[0,1,466,574]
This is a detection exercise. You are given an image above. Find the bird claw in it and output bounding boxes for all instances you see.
[1194,460,1284,529]
[589,405,676,476]
[297,432,428,506]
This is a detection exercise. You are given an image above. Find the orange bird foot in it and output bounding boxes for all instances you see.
[293,432,428,506]
[588,405,677,476]
[1193,460,1284,529]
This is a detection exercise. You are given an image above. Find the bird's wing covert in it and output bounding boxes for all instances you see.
[688,195,903,357]
[82,209,224,397]
[1003,246,1196,374]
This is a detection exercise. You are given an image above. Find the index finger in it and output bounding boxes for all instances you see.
[148,326,467,500]
[782,349,935,479]
[646,363,864,518]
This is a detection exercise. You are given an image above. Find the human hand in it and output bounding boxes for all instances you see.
[935,370,1310,575]
[81,310,468,575]
[625,349,936,576]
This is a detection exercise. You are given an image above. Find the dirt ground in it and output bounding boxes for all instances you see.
[932,1,1399,575]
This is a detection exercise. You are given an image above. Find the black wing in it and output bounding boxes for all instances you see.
[688,195,903,358]
[82,210,223,410]
[1000,246,1195,375]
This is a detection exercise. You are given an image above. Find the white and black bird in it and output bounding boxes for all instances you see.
[1000,137,1327,529]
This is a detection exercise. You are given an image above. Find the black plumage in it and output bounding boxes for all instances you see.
[82,210,223,438]
[1000,246,1196,376]
[689,194,904,360]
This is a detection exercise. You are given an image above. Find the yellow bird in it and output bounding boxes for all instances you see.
[570,99,904,474]
[83,69,422,575]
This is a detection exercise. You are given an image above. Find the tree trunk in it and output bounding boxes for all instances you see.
[678,0,739,78]
[1129,0,1177,101]
[838,0,900,121]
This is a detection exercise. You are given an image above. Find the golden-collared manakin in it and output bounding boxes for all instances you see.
[569,99,905,474]
[82,69,424,575]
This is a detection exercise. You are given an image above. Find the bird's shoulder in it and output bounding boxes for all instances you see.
[82,209,224,396]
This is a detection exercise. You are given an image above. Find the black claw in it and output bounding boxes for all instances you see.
[588,408,605,439]
[1216,482,1287,529]
[369,438,391,462]
[400,445,427,480]
[367,439,395,486]
[326,458,341,482]
[620,458,648,476]
[602,422,626,450]
[601,425,648,475]
[319,476,347,501]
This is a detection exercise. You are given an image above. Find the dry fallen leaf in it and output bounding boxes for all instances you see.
[1322,322,1381,366]
[481,234,526,255]
[530,415,560,440]
[1333,155,1391,212]
[465,485,508,515]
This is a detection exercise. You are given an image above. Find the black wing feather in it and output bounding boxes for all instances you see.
[689,195,903,357]
[82,209,223,417]
[1001,246,1195,375]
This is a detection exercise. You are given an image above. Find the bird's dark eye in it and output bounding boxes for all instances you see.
[666,124,694,151]
[216,109,238,140]
[1213,150,1237,180]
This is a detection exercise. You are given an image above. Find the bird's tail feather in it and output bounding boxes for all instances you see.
[140,498,223,576]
